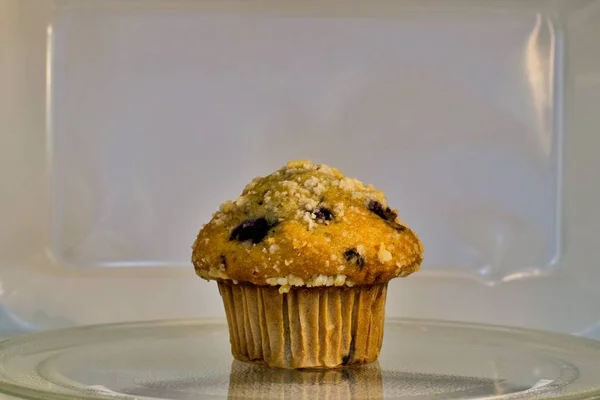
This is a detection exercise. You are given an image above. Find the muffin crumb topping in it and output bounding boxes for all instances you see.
[378,243,393,263]
[192,160,423,288]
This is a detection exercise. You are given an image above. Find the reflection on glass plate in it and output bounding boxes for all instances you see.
[0,319,599,399]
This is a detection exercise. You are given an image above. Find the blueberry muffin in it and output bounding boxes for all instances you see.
[192,160,423,368]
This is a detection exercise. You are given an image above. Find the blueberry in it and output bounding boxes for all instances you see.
[344,248,365,268]
[313,207,334,222]
[367,200,406,231]
[367,200,395,220]
[230,217,276,244]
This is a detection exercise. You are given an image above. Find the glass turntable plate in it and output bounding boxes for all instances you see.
[0,319,599,399]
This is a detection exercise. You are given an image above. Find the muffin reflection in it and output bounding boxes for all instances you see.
[228,360,383,399]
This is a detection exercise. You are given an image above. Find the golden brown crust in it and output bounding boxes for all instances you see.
[192,160,423,287]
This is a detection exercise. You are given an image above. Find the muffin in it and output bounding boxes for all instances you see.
[192,160,423,369]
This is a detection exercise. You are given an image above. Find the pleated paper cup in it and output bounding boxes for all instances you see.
[218,281,387,369]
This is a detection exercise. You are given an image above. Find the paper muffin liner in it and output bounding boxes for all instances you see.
[217,281,388,369]
[228,359,383,399]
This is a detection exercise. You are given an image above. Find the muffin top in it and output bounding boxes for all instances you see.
[192,160,423,293]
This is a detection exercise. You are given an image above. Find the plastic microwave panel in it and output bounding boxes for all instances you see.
[1,0,599,336]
